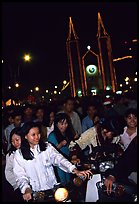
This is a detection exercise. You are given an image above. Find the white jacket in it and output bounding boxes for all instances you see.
[13,143,76,194]
[5,152,18,190]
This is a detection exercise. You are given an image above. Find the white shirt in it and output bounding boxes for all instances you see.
[120,127,137,150]
[13,143,76,194]
[5,152,18,190]
[47,123,54,137]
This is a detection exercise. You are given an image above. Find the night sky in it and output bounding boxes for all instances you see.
[2,2,137,91]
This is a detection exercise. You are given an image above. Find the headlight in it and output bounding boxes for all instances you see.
[54,187,69,202]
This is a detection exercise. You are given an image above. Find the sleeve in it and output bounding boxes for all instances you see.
[76,114,82,135]
[47,133,58,146]
[47,143,76,173]
[13,150,31,194]
[105,138,137,181]
[75,128,98,150]
[82,118,88,133]
[5,154,17,189]
[4,127,11,143]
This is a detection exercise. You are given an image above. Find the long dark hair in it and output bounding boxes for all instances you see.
[20,121,47,160]
[53,113,74,144]
[8,127,22,156]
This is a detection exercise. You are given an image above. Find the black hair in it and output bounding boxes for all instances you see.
[64,96,75,104]
[125,108,137,118]
[10,110,22,119]
[45,107,56,127]
[20,121,47,160]
[99,118,122,136]
[53,113,75,144]
[8,127,22,156]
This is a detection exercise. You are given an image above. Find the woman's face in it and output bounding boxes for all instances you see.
[125,114,137,128]
[25,127,41,149]
[11,134,21,149]
[57,119,68,135]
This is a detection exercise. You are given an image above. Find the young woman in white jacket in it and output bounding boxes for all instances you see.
[5,127,23,201]
[13,121,92,202]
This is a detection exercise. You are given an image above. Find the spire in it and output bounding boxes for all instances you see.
[97,12,108,38]
[67,17,79,41]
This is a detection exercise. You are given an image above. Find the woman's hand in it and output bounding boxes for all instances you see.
[104,175,115,194]
[72,168,93,180]
[57,140,67,149]
[23,188,32,202]
[60,140,67,147]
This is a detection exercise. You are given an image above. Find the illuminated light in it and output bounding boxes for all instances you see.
[24,54,31,61]
[125,77,129,82]
[129,86,132,89]
[87,45,91,50]
[132,39,137,42]
[15,83,19,88]
[124,41,127,44]
[54,90,57,94]
[49,98,52,101]
[120,84,123,87]
[124,90,128,92]
[35,87,39,91]
[135,72,137,75]
[134,78,137,82]
[91,89,97,95]
[63,80,67,85]
[77,90,82,97]
[113,56,132,62]
[46,89,49,93]
[86,64,97,75]
[116,91,122,94]
[61,82,70,91]
[106,95,110,98]
[42,96,44,98]
[129,48,132,50]
[55,86,57,89]
[54,188,69,202]
[2,60,4,63]
[8,86,12,89]
[106,86,111,90]
[6,99,15,106]
[30,89,33,92]
[59,92,61,94]
[126,81,129,85]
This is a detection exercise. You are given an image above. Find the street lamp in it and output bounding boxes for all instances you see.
[35,86,39,91]
[24,54,31,62]
[15,83,20,88]
[63,80,67,85]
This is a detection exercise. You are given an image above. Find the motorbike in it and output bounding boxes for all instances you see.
[31,176,91,202]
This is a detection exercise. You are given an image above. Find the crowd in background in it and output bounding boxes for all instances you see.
[2,91,137,202]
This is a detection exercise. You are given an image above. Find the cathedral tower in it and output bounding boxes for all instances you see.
[66,17,86,97]
[97,12,117,93]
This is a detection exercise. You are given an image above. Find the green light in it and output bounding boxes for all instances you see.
[77,90,82,97]
[86,64,97,75]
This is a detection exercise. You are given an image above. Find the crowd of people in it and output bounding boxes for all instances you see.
[2,92,137,202]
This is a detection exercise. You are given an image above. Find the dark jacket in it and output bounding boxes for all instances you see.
[105,136,137,183]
